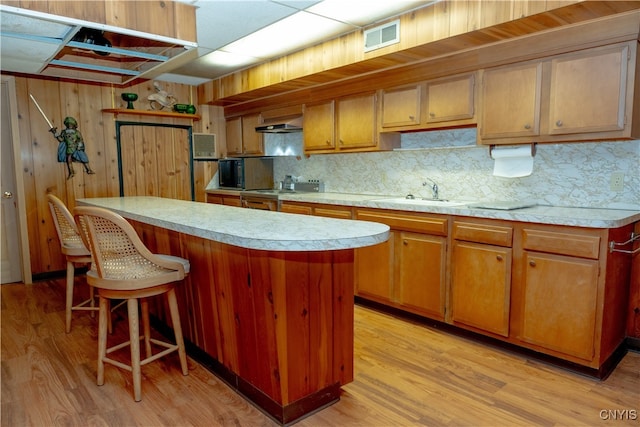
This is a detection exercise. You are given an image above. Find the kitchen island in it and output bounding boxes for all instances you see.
[77,196,389,424]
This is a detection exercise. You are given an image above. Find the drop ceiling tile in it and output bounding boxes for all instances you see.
[0,11,73,38]
[0,36,60,62]
[194,1,300,50]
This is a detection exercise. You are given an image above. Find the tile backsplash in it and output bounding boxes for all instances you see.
[267,129,640,210]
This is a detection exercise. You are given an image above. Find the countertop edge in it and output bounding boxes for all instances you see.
[77,197,390,251]
[275,193,640,228]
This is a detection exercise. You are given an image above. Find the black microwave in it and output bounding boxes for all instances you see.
[218,157,274,190]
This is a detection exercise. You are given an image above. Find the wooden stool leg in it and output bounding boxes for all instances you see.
[107,299,113,335]
[127,298,142,401]
[167,288,188,376]
[141,299,152,359]
[97,295,109,387]
[89,285,96,318]
[65,260,74,333]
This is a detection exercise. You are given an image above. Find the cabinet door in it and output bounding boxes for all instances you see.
[241,113,264,155]
[225,117,242,155]
[304,101,335,151]
[381,85,421,127]
[480,62,542,140]
[223,196,241,207]
[451,242,512,336]
[280,203,312,215]
[519,252,599,361]
[337,93,377,149]
[207,194,223,204]
[355,230,394,302]
[426,74,475,123]
[314,206,352,219]
[548,44,628,135]
[397,232,446,319]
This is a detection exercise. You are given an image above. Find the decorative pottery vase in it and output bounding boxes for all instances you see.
[121,93,138,109]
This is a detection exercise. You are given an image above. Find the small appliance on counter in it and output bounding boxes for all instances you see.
[218,157,274,190]
[240,180,324,211]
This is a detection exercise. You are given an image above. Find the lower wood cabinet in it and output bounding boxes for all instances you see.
[516,227,602,362]
[277,201,634,374]
[519,251,599,360]
[206,193,241,207]
[451,242,512,337]
[451,220,513,337]
[355,209,447,320]
[356,209,634,373]
[280,201,353,219]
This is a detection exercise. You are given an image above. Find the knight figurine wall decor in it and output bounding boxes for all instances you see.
[29,94,95,180]
[50,117,95,179]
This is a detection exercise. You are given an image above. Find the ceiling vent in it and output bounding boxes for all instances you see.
[364,19,400,52]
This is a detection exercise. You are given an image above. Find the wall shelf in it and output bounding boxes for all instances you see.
[102,108,200,121]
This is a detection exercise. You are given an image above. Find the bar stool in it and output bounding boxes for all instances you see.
[74,206,189,402]
[47,194,97,333]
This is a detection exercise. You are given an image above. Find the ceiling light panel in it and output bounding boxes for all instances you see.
[194,1,302,50]
[222,11,355,59]
[307,0,427,26]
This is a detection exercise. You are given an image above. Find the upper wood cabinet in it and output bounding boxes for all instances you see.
[426,73,476,124]
[304,94,400,154]
[381,85,422,128]
[303,101,335,151]
[225,113,264,156]
[336,93,377,149]
[480,42,639,145]
[380,73,476,132]
[547,44,629,136]
[480,62,542,141]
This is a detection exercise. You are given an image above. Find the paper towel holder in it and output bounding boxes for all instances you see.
[489,143,537,158]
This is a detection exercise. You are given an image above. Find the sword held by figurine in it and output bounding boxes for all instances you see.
[29,94,95,179]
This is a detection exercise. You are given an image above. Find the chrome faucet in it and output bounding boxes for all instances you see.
[422,178,439,200]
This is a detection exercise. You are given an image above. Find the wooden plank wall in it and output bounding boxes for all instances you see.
[9,75,222,276]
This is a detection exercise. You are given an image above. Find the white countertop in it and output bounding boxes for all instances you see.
[77,196,390,251]
[275,192,640,228]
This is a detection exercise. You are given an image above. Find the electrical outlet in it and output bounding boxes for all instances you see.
[610,172,624,192]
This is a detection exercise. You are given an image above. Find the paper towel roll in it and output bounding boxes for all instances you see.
[491,145,534,178]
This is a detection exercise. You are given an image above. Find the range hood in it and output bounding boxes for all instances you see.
[256,116,303,133]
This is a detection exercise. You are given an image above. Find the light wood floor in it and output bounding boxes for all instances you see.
[2,278,638,426]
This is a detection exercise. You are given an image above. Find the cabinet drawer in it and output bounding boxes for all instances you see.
[522,228,600,259]
[453,221,513,247]
[356,210,447,235]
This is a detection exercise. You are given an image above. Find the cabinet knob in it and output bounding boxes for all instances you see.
[496,255,503,261]
[409,115,415,120]
[556,120,563,127]
[524,124,531,129]
[529,260,537,267]
[403,240,408,245]
[429,112,435,118]
[339,139,344,145]
[326,140,331,146]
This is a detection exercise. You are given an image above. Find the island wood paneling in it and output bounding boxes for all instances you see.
[130,220,355,424]
[9,75,217,276]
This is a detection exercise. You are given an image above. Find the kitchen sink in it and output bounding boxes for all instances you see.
[372,197,469,207]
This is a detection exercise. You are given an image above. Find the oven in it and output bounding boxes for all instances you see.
[240,190,280,211]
